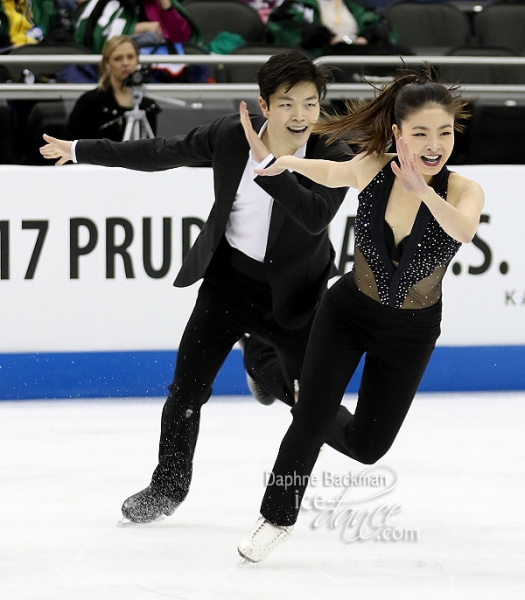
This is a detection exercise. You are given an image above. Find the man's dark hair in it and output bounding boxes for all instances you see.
[257,50,333,106]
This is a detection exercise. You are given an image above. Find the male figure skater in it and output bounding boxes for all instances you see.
[40,50,353,524]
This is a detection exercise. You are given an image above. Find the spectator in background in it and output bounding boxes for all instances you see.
[57,0,78,22]
[0,0,43,48]
[267,0,403,60]
[68,34,160,140]
[73,0,201,53]
[0,0,77,50]
[239,0,280,24]
[31,0,76,43]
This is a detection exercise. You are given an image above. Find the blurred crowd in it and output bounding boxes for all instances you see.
[1,0,524,164]
[0,0,406,66]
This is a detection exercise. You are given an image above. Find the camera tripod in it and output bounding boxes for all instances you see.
[122,85,155,141]
[101,67,190,141]
[120,83,189,141]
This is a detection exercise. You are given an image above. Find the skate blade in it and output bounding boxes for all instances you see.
[237,551,256,565]
[117,515,167,527]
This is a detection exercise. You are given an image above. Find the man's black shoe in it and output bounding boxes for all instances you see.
[121,485,179,524]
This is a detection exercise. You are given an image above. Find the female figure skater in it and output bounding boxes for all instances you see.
[237,66,485,563]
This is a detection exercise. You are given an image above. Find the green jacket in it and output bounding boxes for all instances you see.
[74,0,202,53]
[267,0,397,57]
[32,0,59,36]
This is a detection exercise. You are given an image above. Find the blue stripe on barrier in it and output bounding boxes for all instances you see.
[0,346,524,400]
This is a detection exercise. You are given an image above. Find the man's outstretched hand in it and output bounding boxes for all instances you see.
[40,134,74,166]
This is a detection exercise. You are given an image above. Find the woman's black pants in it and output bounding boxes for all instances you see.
[261,274,442,526]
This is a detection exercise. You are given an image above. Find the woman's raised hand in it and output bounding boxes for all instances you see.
[40,134,73,166]
[391,137,430,197]
[239,101,271,164]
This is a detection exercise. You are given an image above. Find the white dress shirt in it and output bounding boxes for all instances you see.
[225,121,306,262]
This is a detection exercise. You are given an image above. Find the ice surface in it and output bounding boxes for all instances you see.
[1,393,524,600]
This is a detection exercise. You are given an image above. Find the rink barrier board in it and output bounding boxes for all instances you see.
[2,164,525,398]
[0,345,523,400]
[2,163,525,354]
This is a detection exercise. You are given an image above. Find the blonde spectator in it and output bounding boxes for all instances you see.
[68,34,159,140]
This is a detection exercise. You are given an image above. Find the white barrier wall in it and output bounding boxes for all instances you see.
[1,164,524,397]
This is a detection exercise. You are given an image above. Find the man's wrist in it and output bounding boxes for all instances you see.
[71,140,78,163]
[250,151,273,169]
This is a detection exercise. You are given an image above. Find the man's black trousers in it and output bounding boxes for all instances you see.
[150,241,353,500]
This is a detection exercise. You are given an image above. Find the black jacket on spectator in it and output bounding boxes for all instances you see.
[68,86,159,141]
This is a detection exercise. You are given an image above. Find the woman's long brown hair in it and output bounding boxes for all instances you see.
[315,64,470,156]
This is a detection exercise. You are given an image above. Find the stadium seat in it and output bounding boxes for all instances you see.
[224,44,290,83]
[385,2,471,54]
[182,1,266,45]
[440,45,525,85]
[474,4,525,55]
[8,43,93,82]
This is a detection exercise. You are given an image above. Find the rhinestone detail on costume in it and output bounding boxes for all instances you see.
[395,188,461,308]
[356,170,391,304]
[355,166,462,309]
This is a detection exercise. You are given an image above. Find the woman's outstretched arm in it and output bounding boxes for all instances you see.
[255,152,365,190]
